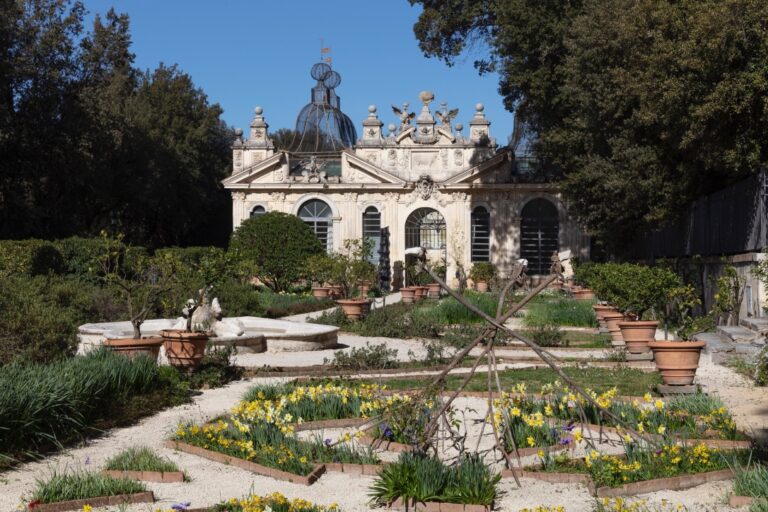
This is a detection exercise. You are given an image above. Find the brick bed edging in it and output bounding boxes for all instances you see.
[387,497,491,512]
[294,417,370,432]
[730,495,756,507]
[573,422,753,450]
[164,440,325,486]
[28,491,154,512]
[101,469,184,483]
[324,462,384,475]
[594,468,735,497]
[501,466,736,497]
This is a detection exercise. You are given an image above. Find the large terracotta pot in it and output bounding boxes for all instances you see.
[413,286,427,301]
[476,280,489,292]
[648,340,705,385]
[400,287,416,304]
[427,282,441,299]
[312,286,331,299]
[592,304,617,329]
[603,312,626,345]
[617,321,659,354]
[572,288,596,300]
[161,330,209,369]
[104,336,162,360]
[336,299,371,321]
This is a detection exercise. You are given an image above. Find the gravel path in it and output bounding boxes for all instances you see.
[3,315,765,511]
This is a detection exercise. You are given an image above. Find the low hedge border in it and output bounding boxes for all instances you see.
[29,491,154,512]
[101,469,184,483]
[164,440,325,486]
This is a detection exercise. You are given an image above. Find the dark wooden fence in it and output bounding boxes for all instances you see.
[641,169,767,258]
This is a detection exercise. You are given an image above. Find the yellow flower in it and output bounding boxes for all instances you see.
[527,436,536,447]
[537,449,545,458]
[82,506,93,512]
[655,399,665,411]
[573,430,583,443]
[643,392,653,403]
[511,407,521,417]
[657,425,666,435]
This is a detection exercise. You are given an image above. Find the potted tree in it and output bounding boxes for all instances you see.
[333,239,374,320]
[99,233,172,360]
[648,284,707,386]
[615,265,680,354]
[469,262,495,292]
[306,253,334,299]
[427,264,446,298]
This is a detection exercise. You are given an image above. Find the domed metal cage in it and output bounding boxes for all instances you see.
[287,62,357,155]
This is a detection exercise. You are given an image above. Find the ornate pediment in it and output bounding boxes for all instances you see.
[441,150,512,185]
[222,153,284,187]
[342,151,408,185]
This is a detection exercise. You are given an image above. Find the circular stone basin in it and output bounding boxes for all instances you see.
[78,316,338,355]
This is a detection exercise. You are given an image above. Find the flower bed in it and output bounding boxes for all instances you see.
[26,470,152,511]
[208,492,340,512]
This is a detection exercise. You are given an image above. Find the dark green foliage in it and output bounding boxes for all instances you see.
[469,262,495,283]
[185,346,243,390]
[230,213,324,292]
[213,279,263,317]
[30,470,146,503]
[258,291,332,318]
[0,2,231,247]
[0,348,186,462]
[411,0,768,252]
[324,343,399,371]
[369,452,500,506]
[523,298,598,327]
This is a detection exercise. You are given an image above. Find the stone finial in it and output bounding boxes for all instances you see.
[419,90,435,106]
[248,106,273,148]
[255,106,264,115]
[388,123,396,134]
[368,105,377,114]
[469,102,490,143]
[361,103,383,144]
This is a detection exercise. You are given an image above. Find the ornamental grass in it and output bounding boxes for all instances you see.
[523,298,598,328]
[733,463,768,498]
[104,446,179,473]
[29,470,146,504]
[0,348,166,461]
[369,452,499,506]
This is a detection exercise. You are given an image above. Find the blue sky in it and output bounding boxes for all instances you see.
[83,0,513,142]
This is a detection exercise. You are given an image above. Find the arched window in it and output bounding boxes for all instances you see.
[250,205,266,219]
[471,206,490,262]
[362,206,381,264]
[405,208,446,250]
[298,199,333,251]
[521,198,559,275]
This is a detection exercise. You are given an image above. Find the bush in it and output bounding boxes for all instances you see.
[324,343,399,370]
[469,261,496,282]
[230,212,324,292]
[529,324,567,347]
[214,279,263,317]
[0,239,64,277]
[185,346,243,389]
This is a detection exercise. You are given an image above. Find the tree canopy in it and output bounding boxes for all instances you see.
[0,0,232,248]
[411,0,768,251]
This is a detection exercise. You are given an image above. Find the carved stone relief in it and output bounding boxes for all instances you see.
[412,151,439,172]
[270,192,286,202]
[232,192,245,201]
[440,148,448,170]
[454,149,464,167]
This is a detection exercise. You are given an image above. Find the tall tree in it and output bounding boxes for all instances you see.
[410,0,768,252]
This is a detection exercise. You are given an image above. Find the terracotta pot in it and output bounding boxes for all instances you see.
[592,304,617,329]
[312,286,331,299]
[400,287,416,304]
[413,286,426,301]
[427,282,441,298]
[572,288,596,300]
[476,280,489,292]
[336,299,371,321]
[104,336,162,360]
[603,312,626,344]
[358,284,370,298]
[161,330,209,369]
[648,340,705,385]
[617,321,659,354]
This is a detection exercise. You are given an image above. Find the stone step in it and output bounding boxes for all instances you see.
[716,325,759,344]
[695,332,733,353]
[741,317,768,333]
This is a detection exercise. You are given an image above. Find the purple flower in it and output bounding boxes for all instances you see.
[655,449,663,455]
[559,438,571,445]
[324,438,332,447]
[562,423,575,432]
[171,503,191,511]
[84,456,90,466]
[384,427,394,440]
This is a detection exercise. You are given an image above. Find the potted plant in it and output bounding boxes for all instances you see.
[649,284,707,385]
[469,262,495,292]
[306,253,334,299]
[427,264,446,299]
[333,239,374,320]
[98,233,172,360]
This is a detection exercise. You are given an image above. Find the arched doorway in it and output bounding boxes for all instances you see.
[405,208,446,250]
[362,206,381,263]
[298,199,333,251]
[521,198,559,275]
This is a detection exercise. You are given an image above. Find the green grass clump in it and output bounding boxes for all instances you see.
[734,464,768,498]
[104,446,179,473]
[369,452,499,506]
[30,470,146,503]
[0,348,186,466]
[523,298,598,328]
[362,367,662,396]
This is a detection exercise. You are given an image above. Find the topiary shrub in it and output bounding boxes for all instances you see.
[469,261,495,283]
[229,212,324,292]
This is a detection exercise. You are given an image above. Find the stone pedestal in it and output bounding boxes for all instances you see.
[610,340,626,348]
[657,384,698,396]
[598,327,610,334]
[625,352,653,361]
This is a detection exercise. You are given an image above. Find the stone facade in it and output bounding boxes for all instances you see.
[223,93,589,281]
